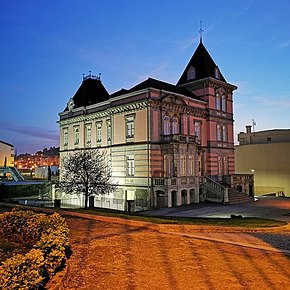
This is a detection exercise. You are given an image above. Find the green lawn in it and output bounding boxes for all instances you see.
[66,208,287,228]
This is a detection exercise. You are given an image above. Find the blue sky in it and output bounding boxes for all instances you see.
[1,0,290,154]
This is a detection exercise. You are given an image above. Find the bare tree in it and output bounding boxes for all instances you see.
[59,149,117,209]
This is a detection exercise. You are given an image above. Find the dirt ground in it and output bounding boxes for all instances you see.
[58,214,290,290]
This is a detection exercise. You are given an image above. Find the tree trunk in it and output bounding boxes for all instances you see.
[85,189,89,209]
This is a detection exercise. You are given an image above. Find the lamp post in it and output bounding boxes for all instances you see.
[250,169,255,197]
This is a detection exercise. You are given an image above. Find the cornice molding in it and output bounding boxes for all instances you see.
[180,77,237,94]
[59,100,149,126]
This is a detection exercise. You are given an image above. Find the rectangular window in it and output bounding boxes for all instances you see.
[63,128,68,147]
[126,116,135,138]
[127,155,135,176]
[194,121,201,143]
[106,120,111,142]
[96,122,102,143]
[218,157,222,175]
[85,124,92,146]
[74,126,80,145]
[223,157,228,175]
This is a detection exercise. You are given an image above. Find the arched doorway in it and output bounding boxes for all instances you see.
[171,190,177,207]
[181,190,187,205]
[190,189,195,203]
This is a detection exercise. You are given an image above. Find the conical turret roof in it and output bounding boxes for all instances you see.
[177,42,226,86]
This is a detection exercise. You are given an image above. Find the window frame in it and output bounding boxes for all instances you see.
[126,155,135,176]
[73,126,80,146]
[85,124,92,147]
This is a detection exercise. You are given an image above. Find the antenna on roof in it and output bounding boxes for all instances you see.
[199,20,204,43]
[252,119,256,133]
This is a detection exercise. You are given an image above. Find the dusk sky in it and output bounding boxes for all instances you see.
[1,0,290,154]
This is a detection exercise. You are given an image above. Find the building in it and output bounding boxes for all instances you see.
[15,147,59,178]
[58,41,239,210]
[235,126,290,197]
[0,140,14,167]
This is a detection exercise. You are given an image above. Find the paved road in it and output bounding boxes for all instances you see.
[140,196,290,222]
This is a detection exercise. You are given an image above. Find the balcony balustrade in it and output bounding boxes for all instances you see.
[161,134,197,143]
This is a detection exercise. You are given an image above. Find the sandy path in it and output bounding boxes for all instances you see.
[59,217,290,290]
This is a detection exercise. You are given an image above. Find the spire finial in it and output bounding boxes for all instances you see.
[199,20,204,43]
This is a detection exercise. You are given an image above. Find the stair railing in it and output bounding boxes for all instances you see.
[203,176,229,203]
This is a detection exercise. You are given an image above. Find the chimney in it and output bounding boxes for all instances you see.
[246,125,252,133]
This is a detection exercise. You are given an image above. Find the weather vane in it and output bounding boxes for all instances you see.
[199,20,204,43]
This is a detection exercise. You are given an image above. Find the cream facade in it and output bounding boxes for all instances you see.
[236,127,290,197]
[0,140,14,167]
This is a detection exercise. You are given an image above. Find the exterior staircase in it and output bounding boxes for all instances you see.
[228,187,254,204]
[0,166,25,181]
[202,176,254,204]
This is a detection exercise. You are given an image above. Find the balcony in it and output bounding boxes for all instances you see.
[153,177,196,187]
[161,134,197,143]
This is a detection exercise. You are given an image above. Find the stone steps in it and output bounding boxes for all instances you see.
[228,188,254,204]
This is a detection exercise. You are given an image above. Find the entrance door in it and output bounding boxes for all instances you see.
[171,191,177,207]
[156,191,165,208]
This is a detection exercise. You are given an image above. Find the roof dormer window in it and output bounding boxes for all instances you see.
[214,67,220,79]
[187,66,196,81]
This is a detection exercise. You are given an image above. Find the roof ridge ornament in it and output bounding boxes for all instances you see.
[199,20,204,43]
[82,71,101,81]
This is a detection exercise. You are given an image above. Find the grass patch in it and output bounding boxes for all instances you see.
[64,208,287,228]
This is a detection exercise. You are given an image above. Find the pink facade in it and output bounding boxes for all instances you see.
[59,41,237,210]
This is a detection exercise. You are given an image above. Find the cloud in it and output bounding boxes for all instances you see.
[278,40,290,48]
[253,95,290,108]
[0,122,59,141]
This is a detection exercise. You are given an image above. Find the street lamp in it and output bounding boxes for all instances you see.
[250,169,255,199]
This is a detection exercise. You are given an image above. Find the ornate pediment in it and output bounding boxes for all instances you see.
[161,95,187,106]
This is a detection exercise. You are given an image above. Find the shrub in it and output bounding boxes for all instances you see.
[34,213,69,277]
[0,208,70,289]
[0,208,47,247]
[0,249,45,289]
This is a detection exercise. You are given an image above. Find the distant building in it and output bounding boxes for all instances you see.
[0,140,14,167]
[15,147,59,177]
[235,126,290,197]
[59,41,243,211]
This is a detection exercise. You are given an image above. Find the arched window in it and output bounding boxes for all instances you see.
[172,116,179,134]
[216,93,221,110]
[187,66,196,81]
[163,115,171,135]
[194,121,201,143]
[217,124,222,141]
[164,155,173,177]
[221,95,226,112]
[222,125,227,142]
[214,67,220,79]
[180,155,186,176]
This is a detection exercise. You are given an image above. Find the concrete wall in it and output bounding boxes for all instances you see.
[235,142,290,196]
